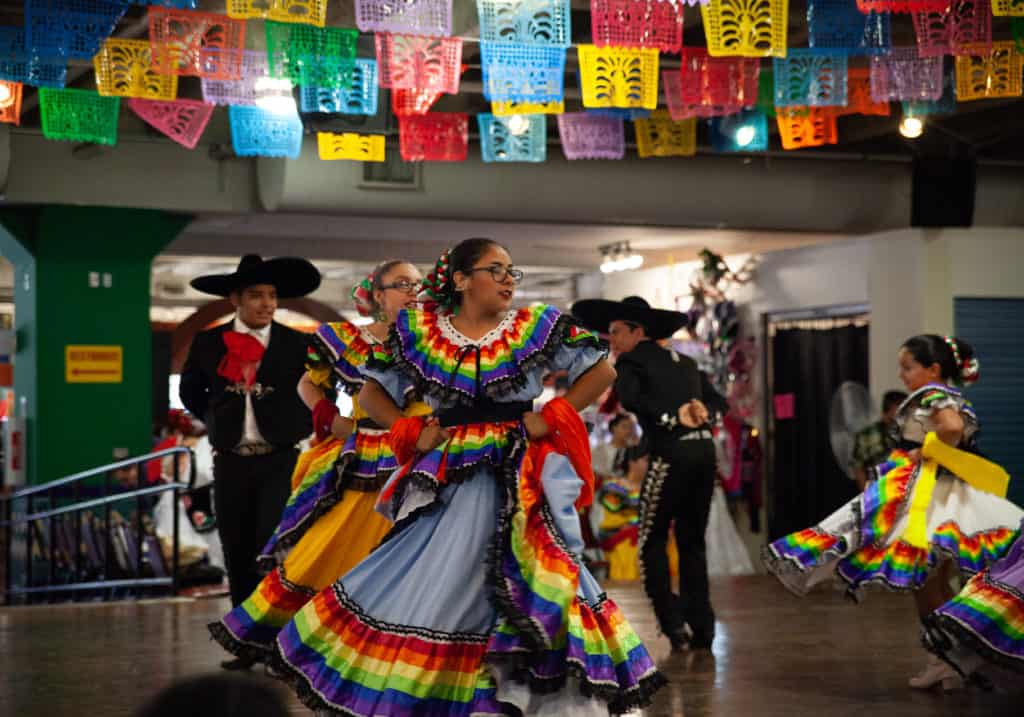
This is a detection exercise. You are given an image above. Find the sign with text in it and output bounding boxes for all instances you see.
[66,345,123,384]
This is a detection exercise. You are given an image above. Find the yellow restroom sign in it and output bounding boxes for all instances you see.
[66,345,123,383]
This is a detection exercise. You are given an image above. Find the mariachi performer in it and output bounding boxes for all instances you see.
[208,260,429,669]
[572,296,726,652]
[273,238,666,716]
[179,255,319,638]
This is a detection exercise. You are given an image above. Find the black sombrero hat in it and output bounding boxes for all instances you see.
[190,254,322,299]
[571,296,689,341]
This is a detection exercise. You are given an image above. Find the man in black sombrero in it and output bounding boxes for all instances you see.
[180,255,319,667]
[573,296,726,651]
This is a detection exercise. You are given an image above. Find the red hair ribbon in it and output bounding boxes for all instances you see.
[218,332,266,386]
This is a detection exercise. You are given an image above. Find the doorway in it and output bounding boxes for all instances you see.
[763,306,870,539]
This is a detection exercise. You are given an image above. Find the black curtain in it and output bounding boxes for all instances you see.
[152,330,172,430]
[769,323,869,540]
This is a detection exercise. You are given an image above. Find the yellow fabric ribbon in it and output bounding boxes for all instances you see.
[900,432,1011,549]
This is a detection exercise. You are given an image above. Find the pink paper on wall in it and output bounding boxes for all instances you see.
[774,393,795,420]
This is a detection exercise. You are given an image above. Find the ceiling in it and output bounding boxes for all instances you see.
[4,0,1023,164]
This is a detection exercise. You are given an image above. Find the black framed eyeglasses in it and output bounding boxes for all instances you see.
[468,265,524,284]
[379,279,421,294]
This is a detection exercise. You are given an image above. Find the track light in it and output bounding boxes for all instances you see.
[598,242,644,274]
[506,114,530,136]
[899,115,924,139]
[734,124,756,148]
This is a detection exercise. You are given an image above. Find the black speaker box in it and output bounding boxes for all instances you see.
[911,156,976,227]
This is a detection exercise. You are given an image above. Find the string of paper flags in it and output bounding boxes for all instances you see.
[0,0,1022,161]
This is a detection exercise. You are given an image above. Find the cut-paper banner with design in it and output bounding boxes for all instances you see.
[903,72,956,116]
[710,109,769,152]
[398,112,468,161]
[992,0,1024,14]
[201,50,268,106]
[492,99,564,115]
[0,80,22,125]
[266,21,359,88]
[590,0,684,53]
[578,44,659,109]
[955,41,1023,101]
[355,0,453,36]
[299,58,379,114]
[149,7,246,80]
[128,97,214,149]
[776,106,837,150]
[229,104,304,159]
[227,0,327,27]
[912,0,992,58]
[39,87,120,145]
[317,131,386,161]
[838,67,890,116]
[25,0,129,60]
[773,50,848,107]
[807,0,890,56]
[870,47,944,102]
[476,0,573,46]
[701,0,789,58]
[376,34,462,95]
[478,112,547,162]
[556,112,625,159]
[481,42,565,103]
[857,0,949,10]
[0,28,67,88]
[664,48,758,119]
[634,110,696,158]
[94,38,178,100]
[391,87,443,115]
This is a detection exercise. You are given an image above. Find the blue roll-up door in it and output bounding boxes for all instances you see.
[955,298,1024,508]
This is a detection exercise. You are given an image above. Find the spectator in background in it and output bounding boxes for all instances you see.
[851,390,908,491]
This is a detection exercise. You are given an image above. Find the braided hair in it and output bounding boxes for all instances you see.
[351,259,408,319]
[902,334,980,387]
[420,238,503,310]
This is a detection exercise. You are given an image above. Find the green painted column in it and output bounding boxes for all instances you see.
[0,206,190,485]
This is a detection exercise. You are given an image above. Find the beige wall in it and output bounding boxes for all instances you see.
[602,228,1024,408]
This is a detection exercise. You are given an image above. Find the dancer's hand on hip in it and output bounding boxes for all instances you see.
[416,418,451,453]
[679,399,709,428]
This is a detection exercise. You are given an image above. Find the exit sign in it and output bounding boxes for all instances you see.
[66,345,123,384]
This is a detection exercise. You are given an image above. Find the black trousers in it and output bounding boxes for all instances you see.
[638,434,717,642]
[213,448,297,606]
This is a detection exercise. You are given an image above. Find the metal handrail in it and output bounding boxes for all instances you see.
[7,483,188,525]
[2,446,193,604]
[6,447,192,499]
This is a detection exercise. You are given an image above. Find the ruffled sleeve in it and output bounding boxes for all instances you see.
[362,340,417,407]
[544,311,607,385]
[306,321,372,395]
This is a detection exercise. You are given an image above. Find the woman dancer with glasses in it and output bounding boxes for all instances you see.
[273,238,666,716]
[209,260,430,669]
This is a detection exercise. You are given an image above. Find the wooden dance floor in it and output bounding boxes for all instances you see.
[0,576,1018,716]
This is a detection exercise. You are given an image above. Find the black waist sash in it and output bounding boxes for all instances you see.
[437,400,532,428]
[356,417,385,430]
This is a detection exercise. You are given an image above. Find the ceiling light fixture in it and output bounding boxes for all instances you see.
[506,114,530,136]
[899,115,924,140]
[598,241,644,274]
[734,124,756,148]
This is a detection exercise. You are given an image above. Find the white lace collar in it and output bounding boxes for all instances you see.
[436,310,517,347]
